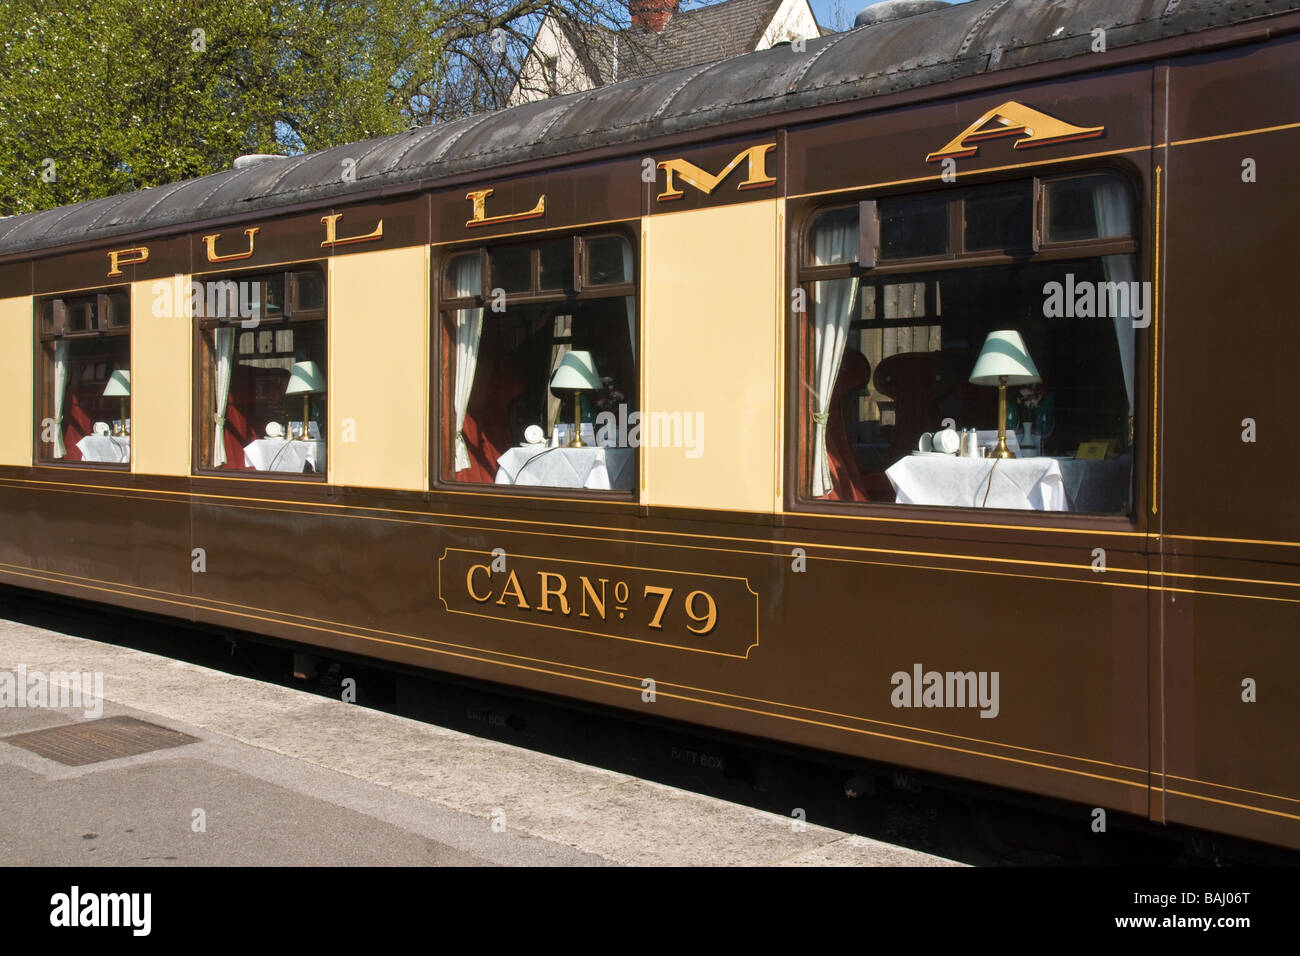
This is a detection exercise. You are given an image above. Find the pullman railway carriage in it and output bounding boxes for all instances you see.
[1,0,1298,852]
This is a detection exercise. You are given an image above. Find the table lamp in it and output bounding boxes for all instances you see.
[285,360,325,442]
[969,330,1040,459]
[549,351,601,448]
[102,369,131,436]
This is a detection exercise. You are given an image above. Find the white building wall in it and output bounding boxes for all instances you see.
[509,16,599,106]
[756,0,821,48]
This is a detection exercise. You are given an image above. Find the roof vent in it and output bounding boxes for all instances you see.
[854,0,951,29]
[232,154,284,170]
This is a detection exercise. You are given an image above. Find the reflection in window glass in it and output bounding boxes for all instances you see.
[489,245,531,294]
[880,196,948,259]
[586,236,633,285]
[964,186,1032,251]
[538,239,573,290]
[295,270,325,311]
[1045,176,1133,243]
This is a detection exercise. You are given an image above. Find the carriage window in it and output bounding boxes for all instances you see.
[440,231,638,493]
[797,174,1138,515]
[1043,175,1134,243]
[585,235,634,285]
[36,289,132,465]
[880,196,949,259]
[195,265,327,476]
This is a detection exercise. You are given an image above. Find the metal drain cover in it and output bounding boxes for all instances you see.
[3,716,198,766]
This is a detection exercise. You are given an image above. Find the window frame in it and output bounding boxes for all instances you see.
[789,167,1145,526]
[190,261,330,482]
[33,286,132,469]
[431,224,641,502]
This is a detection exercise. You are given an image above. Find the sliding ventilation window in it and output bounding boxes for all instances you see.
[438,231,638,492]
[36,289,131,465]
[797,173,1139,515]
[194,266,328,476]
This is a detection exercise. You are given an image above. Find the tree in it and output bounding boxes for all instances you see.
[0,0,642,216]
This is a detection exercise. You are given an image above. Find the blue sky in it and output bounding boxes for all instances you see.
[806,0,974,33]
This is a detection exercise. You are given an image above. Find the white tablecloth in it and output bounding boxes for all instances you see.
[243,439,326,473]
[495,446,635,491]
[76,435,130,463]
[886,455,1067,510]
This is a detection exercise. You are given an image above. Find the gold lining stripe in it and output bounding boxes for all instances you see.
[1164,532,1300,549]
[429,215,636,247]
[1163,787,1300,823]
[1166,773,1300,808]
[1152,163,1161,516]
[1162,119,1300,148]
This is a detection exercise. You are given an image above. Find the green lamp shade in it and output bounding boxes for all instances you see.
[969,330,1042,385]
[550,350,602,391]
[285,360,326,395]
[103,369,131,397]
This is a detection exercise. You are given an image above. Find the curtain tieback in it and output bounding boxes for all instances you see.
[811,412,829,425]
[214,415,225,429]
[53,416,63,426]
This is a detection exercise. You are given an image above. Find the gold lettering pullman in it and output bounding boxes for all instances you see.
[202,227,259,263]
[925,101,1105,163]
[320,213,384,247]
[465,188,546,228]
[106,246,149,278]
[656,144,776,201]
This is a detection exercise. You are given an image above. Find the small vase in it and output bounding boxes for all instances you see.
[1021,422,1034,445]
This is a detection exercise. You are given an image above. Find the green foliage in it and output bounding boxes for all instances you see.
[0,0,589,216]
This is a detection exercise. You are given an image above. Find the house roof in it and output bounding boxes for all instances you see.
[547,0,790,88]
[619,0,789,78]
[3,0,1297,258]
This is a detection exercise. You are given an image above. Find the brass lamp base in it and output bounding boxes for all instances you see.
[993,380,1016,459]
[296,394,312,442]
[114,398,130,437]
[567,397,585,448]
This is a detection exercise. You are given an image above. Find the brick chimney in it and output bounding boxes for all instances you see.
[630,0,678,33]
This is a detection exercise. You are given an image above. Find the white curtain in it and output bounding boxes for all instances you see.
[809,215,860,497]
[621,238,636,362]
[1101,255,1136,412]
[452,256,484,473]
[52,339,70,458]
[212,327,235,467]
[1092,182,1136,413]
[811,279,858,497]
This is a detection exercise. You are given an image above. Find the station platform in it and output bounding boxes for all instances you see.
[0,614,959,867]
